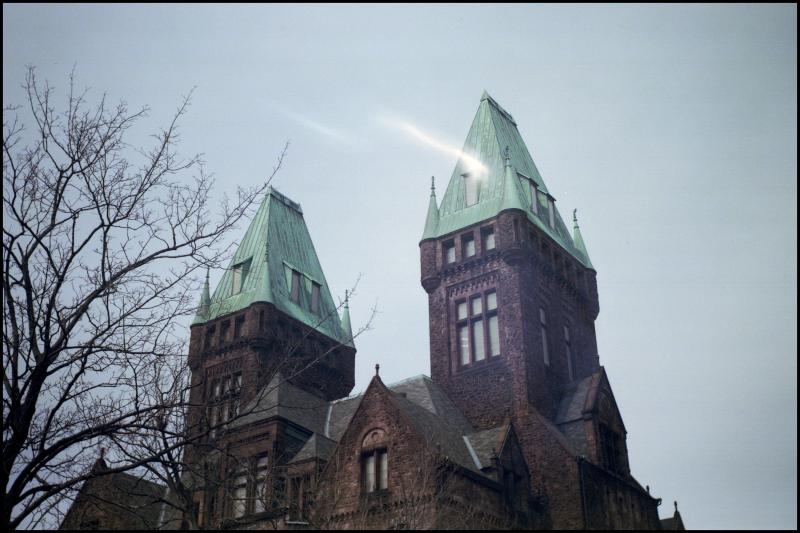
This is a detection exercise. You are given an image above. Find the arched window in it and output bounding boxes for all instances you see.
[361,429,389,493]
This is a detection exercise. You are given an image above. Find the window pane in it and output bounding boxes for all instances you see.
[484,230,495,251]
[464,238,475,257]
[486,291,497,311]
[232,265,241,294]
[458,325,470,365]
[473,319,485,361]
[446,244,456,264]
[379,451,388,490]
[233,481,247,518]
[548,199,556,228]
[539,308,547,325]
[311,283,320,314]
[488,315,500,356]
[564,325,570,341]
[471,296,482,315]
[365,454,376,493]
[291,271,301,303]
[531,183,539,215]
[457,302,467,321]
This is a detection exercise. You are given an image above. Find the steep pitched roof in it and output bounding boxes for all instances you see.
[230,371,329,434]
[425,92,593,269]
[193,187,349,345]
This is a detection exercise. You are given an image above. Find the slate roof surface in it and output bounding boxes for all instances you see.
[465,426,509,469]
[230,371,329,433]
[555,371,601,425]
[236,374,509,480]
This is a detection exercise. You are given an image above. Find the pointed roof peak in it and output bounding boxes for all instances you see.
[571,209,594,269]
[195,188,350,344]
[431,95,593,269]
[340,290,355,348]
[421,176,440,242]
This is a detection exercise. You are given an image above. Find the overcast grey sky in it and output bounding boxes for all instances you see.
[3,4,796,530]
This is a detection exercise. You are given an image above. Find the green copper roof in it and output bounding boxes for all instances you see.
[421,176,440,241]
[424,91,593,269]
[193,187,351,345]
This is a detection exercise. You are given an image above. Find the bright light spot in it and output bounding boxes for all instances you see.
[384,119,488,176]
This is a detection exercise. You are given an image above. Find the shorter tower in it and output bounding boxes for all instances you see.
[185,187,356,525]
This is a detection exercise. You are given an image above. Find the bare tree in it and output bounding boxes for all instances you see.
[2,67,287,529]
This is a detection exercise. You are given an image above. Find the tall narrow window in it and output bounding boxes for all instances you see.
[205,325,216,350]
[548,198,556,228]
[540,308,550,366]
[253,455,269,513]
[231,468,248,518]
[530,182,539,215]
[471,296,485,361]
[487,291,500,357]
[564,325,574,381]
[463,235,476,258]
[220,320,230,344]
[234,315,245,339]
[310,282,321,314]
[364,453,376,492]
[482,227,496,251]
[378,450,388,490]
[231,259,251,294]
[290,270,301,304]
[362,449,388,493]
[463,173,479,206]
[445,243,456,264]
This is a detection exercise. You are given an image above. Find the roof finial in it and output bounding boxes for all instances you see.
[504,146,511,167]
[344,289,349,307]
[674,501,678,512]
[430,176,436,195]
[573,208,579,228]
[375,363,380,376]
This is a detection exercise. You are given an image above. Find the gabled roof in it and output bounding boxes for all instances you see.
[60,460,170,530]
[425,92,593,269]
[193,187,350,345]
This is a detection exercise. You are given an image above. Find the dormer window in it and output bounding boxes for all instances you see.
[232,259,251,294]
[290,270,301,304]
[530,182,539,215]
[310,282,321,314]
[463,173,479,206]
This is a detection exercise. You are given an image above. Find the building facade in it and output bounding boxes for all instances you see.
[62,93,680,530]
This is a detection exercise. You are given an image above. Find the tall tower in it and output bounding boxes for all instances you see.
[420,91,599,425]
[186,188,356,483]
[420,93,660,529]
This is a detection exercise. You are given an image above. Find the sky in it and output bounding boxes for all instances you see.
[3,4,796,530]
